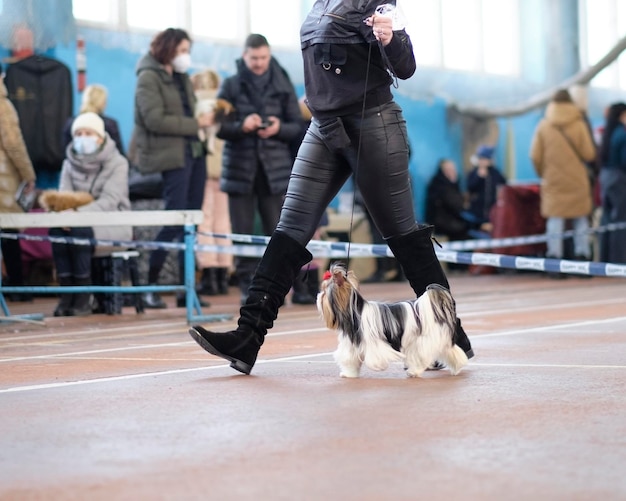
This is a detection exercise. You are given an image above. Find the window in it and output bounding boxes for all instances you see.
[441,0,482,71]
[402,0,442,67]
[481,0,520,75]
[581,0,626,89]
[401,0,520,75]
[191,0,245,41]
[192,0,303,47]
[72,0,116,24]
[126,0,182,31]
[97,0,305,47]
[249,0,301,47]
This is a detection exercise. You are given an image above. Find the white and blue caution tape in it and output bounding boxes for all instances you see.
[2,224,626,278]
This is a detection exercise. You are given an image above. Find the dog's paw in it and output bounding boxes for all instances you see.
[406,367,426,378]
[339,370,360,378]
[426,361,445,371]
[448,366,464,376]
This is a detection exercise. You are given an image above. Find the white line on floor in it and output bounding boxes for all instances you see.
[475,316,626,338]
[3,348,626,394]
[0,328,331,363]
[0,352,335,394]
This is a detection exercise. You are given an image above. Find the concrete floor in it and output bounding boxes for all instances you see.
[1,272,625,500]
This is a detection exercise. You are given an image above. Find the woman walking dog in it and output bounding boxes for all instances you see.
[189,1,474,374]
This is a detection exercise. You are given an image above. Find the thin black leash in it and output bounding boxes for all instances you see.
[345,41,374,266]
[347,26,398,265]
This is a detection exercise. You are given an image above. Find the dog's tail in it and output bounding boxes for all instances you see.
[418,285,468,375]
[360,303,405,371]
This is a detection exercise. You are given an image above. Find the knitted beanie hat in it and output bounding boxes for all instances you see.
[71,112,105,138]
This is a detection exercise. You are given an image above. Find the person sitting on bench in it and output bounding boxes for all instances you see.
[48,112,131,316]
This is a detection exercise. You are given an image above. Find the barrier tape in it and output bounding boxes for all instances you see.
[2,226,626,277]
[198,221,626,252]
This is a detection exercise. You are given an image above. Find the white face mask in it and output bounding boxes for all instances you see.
[73,135,100,155]
[172,53,192,73]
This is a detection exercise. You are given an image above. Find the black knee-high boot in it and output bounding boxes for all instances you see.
[189,231,313,374]
[387,225,474,358]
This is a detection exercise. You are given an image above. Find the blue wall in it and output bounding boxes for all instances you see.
[3,0,626,219]
[44,25,553,220]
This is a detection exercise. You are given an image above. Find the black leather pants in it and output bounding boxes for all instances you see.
[276,101,418,246]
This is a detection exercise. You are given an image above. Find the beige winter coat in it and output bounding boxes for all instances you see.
[529,101,596,218]
[0,80,36,213]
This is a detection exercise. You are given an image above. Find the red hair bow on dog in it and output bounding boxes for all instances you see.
[323,270,332,280]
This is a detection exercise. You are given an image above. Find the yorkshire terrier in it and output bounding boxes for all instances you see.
[317,263,468,378]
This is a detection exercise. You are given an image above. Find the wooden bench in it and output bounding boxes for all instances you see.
[0,210,232,324]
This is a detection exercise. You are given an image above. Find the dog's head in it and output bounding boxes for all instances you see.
[195,94,235,123]
[214,98,235,121]
[317,262,361,330]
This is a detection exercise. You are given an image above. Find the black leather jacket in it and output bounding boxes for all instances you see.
[301,0,416,119]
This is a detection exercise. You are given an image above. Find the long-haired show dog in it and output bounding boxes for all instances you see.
[317,263,468,378]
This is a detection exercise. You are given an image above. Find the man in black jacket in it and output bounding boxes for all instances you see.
[217,34,302,304]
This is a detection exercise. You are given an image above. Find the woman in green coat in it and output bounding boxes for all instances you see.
[133,28,214,308]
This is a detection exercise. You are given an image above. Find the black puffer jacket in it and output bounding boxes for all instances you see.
[425,169,469,240]
[217,57,301,195]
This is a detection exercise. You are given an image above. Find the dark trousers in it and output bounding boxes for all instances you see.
[599,168,626,263]
[148,149,207,283]
[277,101,416,246]
[50,227,95,279]
[1,229,25,285]
[228,169,284,279]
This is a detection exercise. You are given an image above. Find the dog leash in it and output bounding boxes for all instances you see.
[347,7,398,265]
[345,38,375,267]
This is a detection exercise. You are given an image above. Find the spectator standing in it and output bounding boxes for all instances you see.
[529,89,597,277]
[598,102,626,264]
[50,112,131,316]
[62,84,125,157]
[217,34,302,304]
[0,61,37,301]
[190,69,233,296]
[466,144,506,230]
[569,84,600,207]
[133,28,214,309]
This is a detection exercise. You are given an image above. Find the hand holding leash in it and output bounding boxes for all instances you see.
[364,13,394,46]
